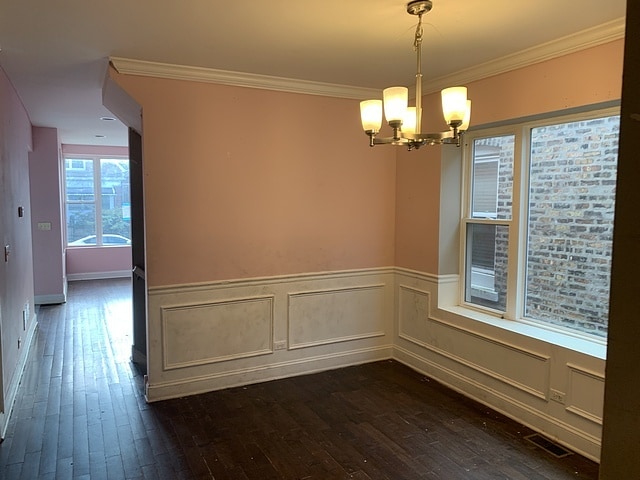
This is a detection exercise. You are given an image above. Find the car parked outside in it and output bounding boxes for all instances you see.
[68,234,131,246]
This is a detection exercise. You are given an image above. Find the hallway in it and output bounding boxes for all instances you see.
[0,279,599,479]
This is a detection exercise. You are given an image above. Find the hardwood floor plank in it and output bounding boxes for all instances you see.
[18,450,39,480]
[105,453,125,480]
[56,404,73,461]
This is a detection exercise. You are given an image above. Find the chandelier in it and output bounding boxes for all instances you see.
[360,0,471,149]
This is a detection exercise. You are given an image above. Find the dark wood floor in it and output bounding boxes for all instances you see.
[0,279,599,479]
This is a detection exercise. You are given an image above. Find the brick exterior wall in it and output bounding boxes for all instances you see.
[526,116,619,337]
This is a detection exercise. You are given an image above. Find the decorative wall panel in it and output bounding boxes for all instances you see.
[288,285,386,349]
[162,295,274,369]
[567,364,605,425]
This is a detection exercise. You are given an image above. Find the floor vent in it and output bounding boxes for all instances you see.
[525,434,574,458]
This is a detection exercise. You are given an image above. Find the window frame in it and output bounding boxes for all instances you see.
[459,106,619,341]
[64,154,131,248]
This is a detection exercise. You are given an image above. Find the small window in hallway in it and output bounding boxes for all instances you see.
[65,156,131,247]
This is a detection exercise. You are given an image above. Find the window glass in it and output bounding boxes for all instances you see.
[65,159,96,243]
[471,136,514,220]
[524,115,619,337]
[465,223,509,311]
[65,156,131,246]
[100,158,131,242]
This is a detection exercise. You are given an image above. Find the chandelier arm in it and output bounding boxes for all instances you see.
[370,129,463,148]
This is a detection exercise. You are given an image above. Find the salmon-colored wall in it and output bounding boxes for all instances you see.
[111,72,397,287]
[395,39,625,275]
[469,40,624,126]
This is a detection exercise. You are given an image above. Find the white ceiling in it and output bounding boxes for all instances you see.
[0,0,627,147]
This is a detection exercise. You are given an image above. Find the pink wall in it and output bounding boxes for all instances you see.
[0,65,35,404]
[29,127,66,300]
[63,144,129,156]
[66,246,132,276]
[395,39,625,275]
[111,72,397,287]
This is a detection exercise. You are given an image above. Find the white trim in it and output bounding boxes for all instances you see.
[394,266,440,283]
[110,57,379,100]
[34,293,67,305]
[110,18,624,99]
[67,270,131,281]
[146,345,393,402]
[0,316,38,439]
[148,267,397,296]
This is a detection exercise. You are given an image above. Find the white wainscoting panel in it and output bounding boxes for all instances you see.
[397,285,431,338]
[398,284,550,400]
[146,269,395,402]
[288,285,386,349]
[566,364,605,425]
[161,295,275,370]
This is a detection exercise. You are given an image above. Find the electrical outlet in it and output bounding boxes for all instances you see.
[274,341,287,351]
[550,389,566,404]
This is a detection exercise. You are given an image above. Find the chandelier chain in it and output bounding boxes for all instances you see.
[413,13,424,51]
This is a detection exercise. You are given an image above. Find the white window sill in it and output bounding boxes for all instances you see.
[439,305,607,360]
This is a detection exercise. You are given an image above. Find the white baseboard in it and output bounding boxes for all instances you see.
[146,345,393,402]
[35,293,66,305]
[0,315,38,439]
[67,270,131,281]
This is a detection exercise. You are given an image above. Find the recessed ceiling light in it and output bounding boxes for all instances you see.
[100,116,116,121]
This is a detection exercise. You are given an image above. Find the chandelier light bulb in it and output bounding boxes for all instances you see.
[360,100,383,133]
[460,100,472,131]
[403,107,418,135]
[441,87,468,126]
[383,87,408,124]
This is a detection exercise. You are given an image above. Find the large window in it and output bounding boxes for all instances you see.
[65,156,131,247]
[462,109,619,339]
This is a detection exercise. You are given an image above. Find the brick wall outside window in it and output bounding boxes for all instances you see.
[525,116,619,337]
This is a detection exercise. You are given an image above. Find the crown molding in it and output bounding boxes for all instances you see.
[111,17,625,100]
[109,57,379,100]
[421,17,625,93]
